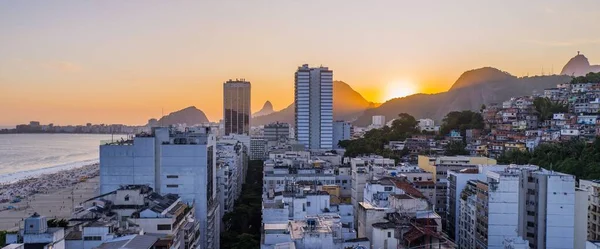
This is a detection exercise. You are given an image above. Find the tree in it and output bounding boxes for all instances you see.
[47,219,69,228]
[498,137,600,179]
[571,72,600,84]
[440,110,484,137]
[340,113,420,158]
[444,141,469,156]
[232,233,259,249]
[533,97,568,121]
[0,231,6,246]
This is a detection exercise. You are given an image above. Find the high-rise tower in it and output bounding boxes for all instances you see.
[294,64,333,150]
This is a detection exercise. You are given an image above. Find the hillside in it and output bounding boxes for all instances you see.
[147,106,209,126]
[252,81,377,126]
[353,69,572,126]
[561,53,600,76]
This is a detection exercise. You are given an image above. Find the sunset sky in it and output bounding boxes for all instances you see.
[1,1,599,126]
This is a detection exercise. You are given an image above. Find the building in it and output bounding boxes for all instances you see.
[4,213,65,249]
[250,138,268,160]
[99,127,219,249]
[332,121,351,149]
[223,79,251,135]
[294,64,333,150]
[66,185,199,249]
[261,215,369,249]
[517,170,576,249]
[372,115,385,128]
[417,156,496,229]
[580,180,600,241]
[418,118,436,132]
[264,122,290,142]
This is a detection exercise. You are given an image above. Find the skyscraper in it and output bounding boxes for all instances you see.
[294,64,333,150]
[223,79,251,135]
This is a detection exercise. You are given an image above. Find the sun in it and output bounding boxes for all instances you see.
[383,80,418,101]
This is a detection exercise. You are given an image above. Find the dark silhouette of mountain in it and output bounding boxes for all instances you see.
[252,101,275,117]
[449,67,515,90]
[147,106,209,126]
[252,81,378,126]
[353,67,572,126]
[561,53,600,76]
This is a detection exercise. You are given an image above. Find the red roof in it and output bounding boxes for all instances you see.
[391,178,426,199]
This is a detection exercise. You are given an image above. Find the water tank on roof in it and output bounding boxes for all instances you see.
[24,212,48,234]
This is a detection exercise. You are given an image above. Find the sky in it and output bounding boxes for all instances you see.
[1,1,599,126]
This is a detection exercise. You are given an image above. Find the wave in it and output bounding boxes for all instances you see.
[0,159,99,184]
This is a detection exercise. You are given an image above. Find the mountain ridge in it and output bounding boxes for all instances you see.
[147,106,209,126]
[251,81,377,126]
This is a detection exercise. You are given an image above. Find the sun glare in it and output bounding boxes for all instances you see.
[384,80,418,101]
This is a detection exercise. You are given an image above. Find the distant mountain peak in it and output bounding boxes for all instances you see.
[561,52,600,76]
[252,101,275,117]
[449,67,515,91]
[148,106,209,126]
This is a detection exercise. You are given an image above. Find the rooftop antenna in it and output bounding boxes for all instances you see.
[161,108,164,127]
[541,66,545,76]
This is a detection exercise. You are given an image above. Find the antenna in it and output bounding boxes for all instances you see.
[161,108,164,127]
[542,66,544,76]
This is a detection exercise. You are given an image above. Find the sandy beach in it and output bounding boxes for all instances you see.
[0,164,100,231]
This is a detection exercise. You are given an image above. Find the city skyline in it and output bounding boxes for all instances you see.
[1,1,600,126]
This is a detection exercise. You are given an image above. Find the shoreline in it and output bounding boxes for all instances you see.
[0,163,101,231]
[0,159,100,184]
[0,163,99,202]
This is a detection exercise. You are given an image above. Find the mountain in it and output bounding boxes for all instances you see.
[252,101,275,117]
[147,106,209,126]
[352,67,572,126]
[252,81,378,126]
[449,67,515,90]
[561,53,600,76]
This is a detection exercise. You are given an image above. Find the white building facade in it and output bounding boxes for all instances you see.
[294,64,333,150]
[99,127,219,249]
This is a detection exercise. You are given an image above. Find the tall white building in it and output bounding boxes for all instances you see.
[517,170,576,249]
[371,115,385,128]
[99,127,220,249]
[294,64,333,150]
[332,120,351,149]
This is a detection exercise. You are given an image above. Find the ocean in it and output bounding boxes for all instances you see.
[0,134,126,183]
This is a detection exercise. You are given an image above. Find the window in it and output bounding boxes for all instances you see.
[166,175,178,179]
[157,224,172,231]
[124,195,129,201]
[384,187,393,192]
[166,184,178,188]
[307,202,311,207]
[342,180,348,184]
[388,232,392,238]
[84,236,102,241]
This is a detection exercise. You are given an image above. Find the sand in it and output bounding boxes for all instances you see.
[0,176,99,231]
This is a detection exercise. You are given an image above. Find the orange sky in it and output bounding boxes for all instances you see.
[1,1,599,126]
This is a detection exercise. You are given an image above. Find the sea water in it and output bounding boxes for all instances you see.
[0,133,126,183]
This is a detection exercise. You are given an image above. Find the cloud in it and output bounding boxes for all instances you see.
[524,39,600,47]
[45,61,82,72]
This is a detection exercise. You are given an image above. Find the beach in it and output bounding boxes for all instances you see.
[0,164,100,231]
